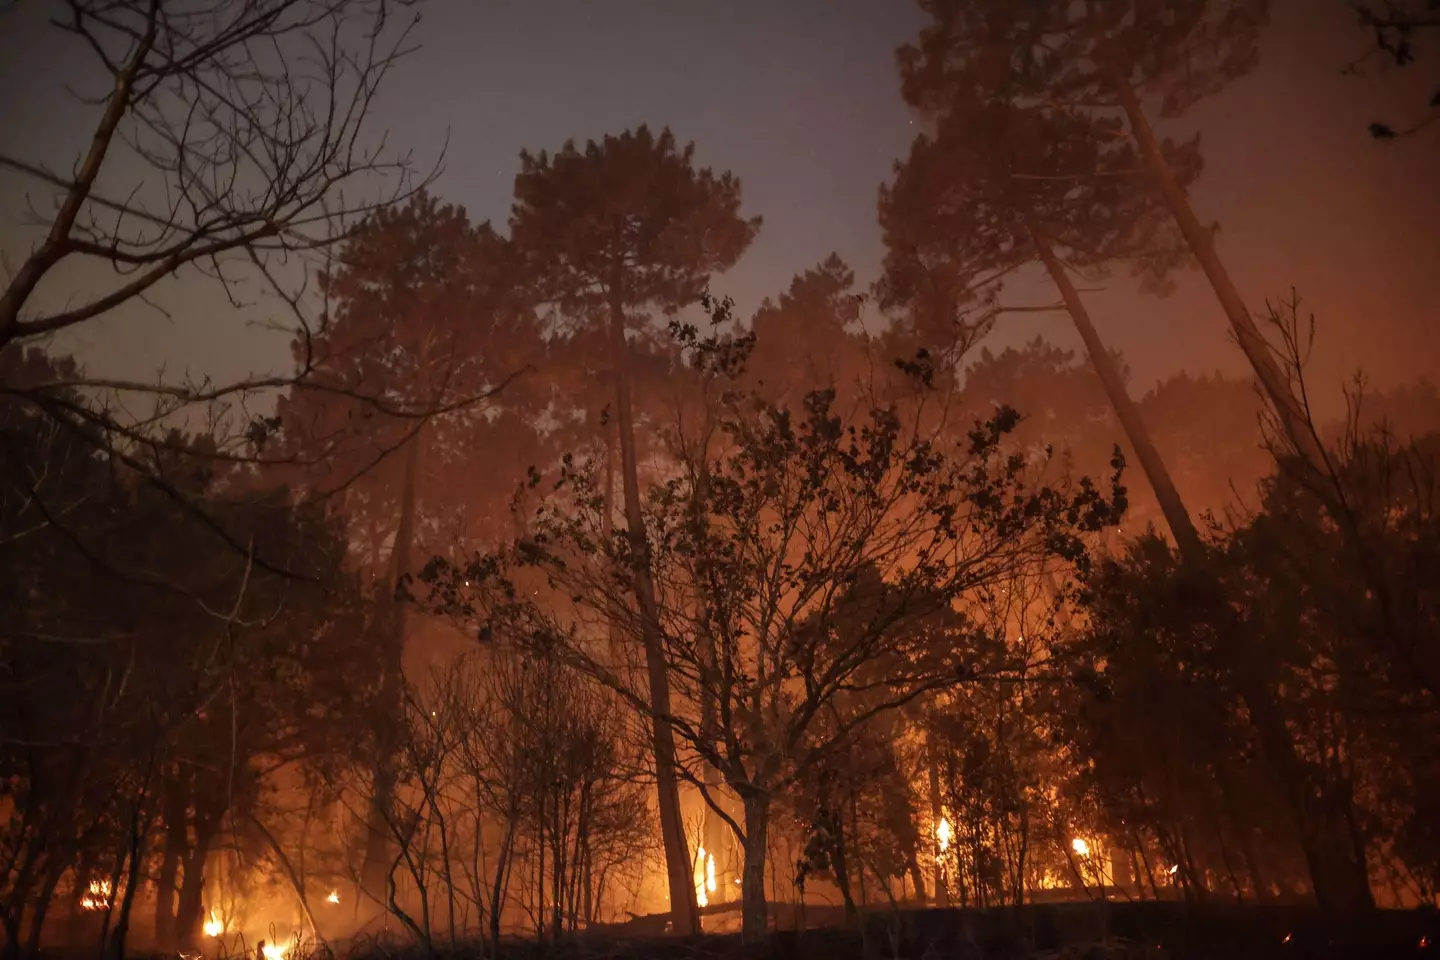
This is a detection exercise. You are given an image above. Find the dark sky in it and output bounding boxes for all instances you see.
[2,0,1437,415]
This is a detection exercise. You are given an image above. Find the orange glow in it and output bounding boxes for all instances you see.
[696,847,711,908]
[80,879,111,911]
[203,909,223,937]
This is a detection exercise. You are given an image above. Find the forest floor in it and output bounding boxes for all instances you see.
[47,901,1436,960]
[469,901,1436,960]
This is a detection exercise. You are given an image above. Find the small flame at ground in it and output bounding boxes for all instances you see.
[326,889,340,904]
[262,942,289,960]
[1071,837,1091,857]
[80,879,111,911]
[203,909,223,937]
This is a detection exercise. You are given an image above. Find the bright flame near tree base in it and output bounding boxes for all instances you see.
[203,909,223,938]
[262,942,289,960]
[936,817,952,856]
[695,848,717,907]
[80,880,111,911]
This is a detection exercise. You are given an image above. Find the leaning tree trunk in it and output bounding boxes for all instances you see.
[1028,218,1203,557]
[740,794,771,943]
[606,299,699,935]
[1034,213,1373,913]
[1112,73,1380,918]
[1107,70,1330,482]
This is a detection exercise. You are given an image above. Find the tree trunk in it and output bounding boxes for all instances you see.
[1028,218,1202,556]
[153,776,188,949]
[489,814,516,950]
[174,849,208,951]
[826,804,857,921]
[606,301,698,935]
[906,851,927,906]
[1245,690,1375,915]
[362,426,422,909]
[740,794,770,943]
[1107,71,1329,480]
[1032,210,1373,913]
[926,740,947,907]
[106,796,151,960]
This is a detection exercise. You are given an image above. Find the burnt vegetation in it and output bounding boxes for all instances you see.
[1,2,1437,959]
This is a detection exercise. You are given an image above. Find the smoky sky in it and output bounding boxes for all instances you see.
[1,0,1437,418]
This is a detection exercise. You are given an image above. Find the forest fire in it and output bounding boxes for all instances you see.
[79,879,111,911]
[695,847,717,907]
[2,0,1438,954]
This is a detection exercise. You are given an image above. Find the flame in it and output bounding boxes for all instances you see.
[705,853,716,893]
[326,889,340,904]
[262,942,289,960]
[1071,837,1091,857]
[936,817,952,855]
[203,909,223,938]
[695,847,708,908]
[80,879,112,911]
[1167,864,1179,876]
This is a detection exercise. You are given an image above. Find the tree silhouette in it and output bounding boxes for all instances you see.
[897,0,1331,483]
[508,125,760,934]
[0,0,434,579]
[274,191,541,910]
[0,347,377,957]
[881,94,1202,555]
[425,343,1127,937]
[745,255,871,410]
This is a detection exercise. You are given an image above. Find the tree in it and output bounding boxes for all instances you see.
[271,192,541,909]
[896,6,1394,914]
[745,255,872,411]
[507,125,761,935]
[881,71,1201,557]
[425,330,1126,939]
[897,0,1332,484]
[0,0,437,572]
[0,345,379,958]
